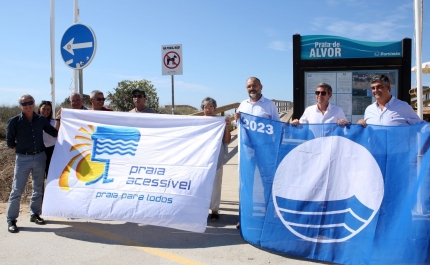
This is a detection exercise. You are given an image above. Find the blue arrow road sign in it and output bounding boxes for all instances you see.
[61,23,97,70]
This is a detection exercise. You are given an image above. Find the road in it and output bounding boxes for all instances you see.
[0,131,325,265]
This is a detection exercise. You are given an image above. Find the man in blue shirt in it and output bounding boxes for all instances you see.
[6,94,58,233]
[357,74,423,126]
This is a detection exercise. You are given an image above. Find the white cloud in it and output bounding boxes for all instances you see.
[268,41,288,51]
[311,2,412,41]
[312,15,410,41]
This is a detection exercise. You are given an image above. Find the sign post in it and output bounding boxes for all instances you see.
[61,23,97,95]
[162,44,183,115]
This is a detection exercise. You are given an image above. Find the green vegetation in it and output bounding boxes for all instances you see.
[0,105,20,138]
[158,105,198,115]
[107,80,159,112]
[60,94,91,108]
[0,79,239,139]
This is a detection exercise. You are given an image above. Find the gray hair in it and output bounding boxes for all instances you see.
[317,83,332,94]
[19,94,34,104]
[70,92,83,100]
[201,97,217,110]
[90,90,103,98]
[370,74,390,86]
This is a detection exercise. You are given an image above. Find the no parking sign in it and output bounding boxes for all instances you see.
[161,44,183,75]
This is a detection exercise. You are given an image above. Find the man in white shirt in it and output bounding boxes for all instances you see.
[234,77,280,121]
[357,75,423,127]
[291,83,348,125]
[234,77,280,230]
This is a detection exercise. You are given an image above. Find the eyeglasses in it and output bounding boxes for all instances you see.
[95,97,105,101]
[315,91,327,96]
[133,94,144,98]
[41,100,52,105]
[20,100,34,106]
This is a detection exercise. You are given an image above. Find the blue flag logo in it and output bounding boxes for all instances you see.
[273,136,383,243]
[238,113,430,265]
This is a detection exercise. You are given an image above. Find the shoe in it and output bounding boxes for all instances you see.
[236,222,240,229]
[7,220,19,233]
[210,212,219,222]
[30,214,46,225]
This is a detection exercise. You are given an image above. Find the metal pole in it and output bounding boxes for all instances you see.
[415,0,423,118]
[50,0,55,114]
[171,75,175,115]
[74,0,79,93]
[79,69,83,95]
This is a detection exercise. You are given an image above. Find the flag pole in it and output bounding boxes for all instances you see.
[50,0,55,114]
[74,0,79,93]
[414,0,423,119]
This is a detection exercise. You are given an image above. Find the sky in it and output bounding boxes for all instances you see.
[1,0,430,109]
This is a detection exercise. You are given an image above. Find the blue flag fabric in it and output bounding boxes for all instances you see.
[238,113,430,265]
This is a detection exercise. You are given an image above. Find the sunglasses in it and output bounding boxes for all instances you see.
[21,100,34,106]
[315,91,327,96]
[41,100,52,105]
[133,94,144,98]
[95,97,105,101]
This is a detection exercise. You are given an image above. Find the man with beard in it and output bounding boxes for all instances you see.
[234,77,280,121]
[234,77,280,229]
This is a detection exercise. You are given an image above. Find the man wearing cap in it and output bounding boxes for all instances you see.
[6,94,59,233]
[129,89,157,113]
[90,90,113,111]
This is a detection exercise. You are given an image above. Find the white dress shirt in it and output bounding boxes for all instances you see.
[237,95,280,121]
[299,103,347,124]
[364,97,423,126]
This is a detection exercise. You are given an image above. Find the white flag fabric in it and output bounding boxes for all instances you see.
[42,109,225,233]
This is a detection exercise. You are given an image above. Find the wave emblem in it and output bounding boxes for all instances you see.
[59,125,140,190]
[272,136,384,243]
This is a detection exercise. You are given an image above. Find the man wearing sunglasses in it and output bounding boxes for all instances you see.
[291,83,349,125]
[89,90,113,111]
[6,94,59,233]
[357,75,423,127]
[129,89,156,113]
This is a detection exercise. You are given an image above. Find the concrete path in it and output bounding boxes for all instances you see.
[0,130,324,265]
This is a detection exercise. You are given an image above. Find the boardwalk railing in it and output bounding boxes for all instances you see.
[190,100,294,122]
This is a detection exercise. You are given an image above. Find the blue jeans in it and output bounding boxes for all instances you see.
[7,152,46,221]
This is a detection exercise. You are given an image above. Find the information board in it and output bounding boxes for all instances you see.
[304,70,398,123]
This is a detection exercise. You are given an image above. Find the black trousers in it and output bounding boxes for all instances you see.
[44,145,55,178]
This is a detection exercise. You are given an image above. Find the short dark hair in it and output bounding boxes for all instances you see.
[247,77,261,84]
[370,74,390,86]
[317,83,332,94]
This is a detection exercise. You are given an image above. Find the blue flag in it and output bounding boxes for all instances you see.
[239,113,430,265]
